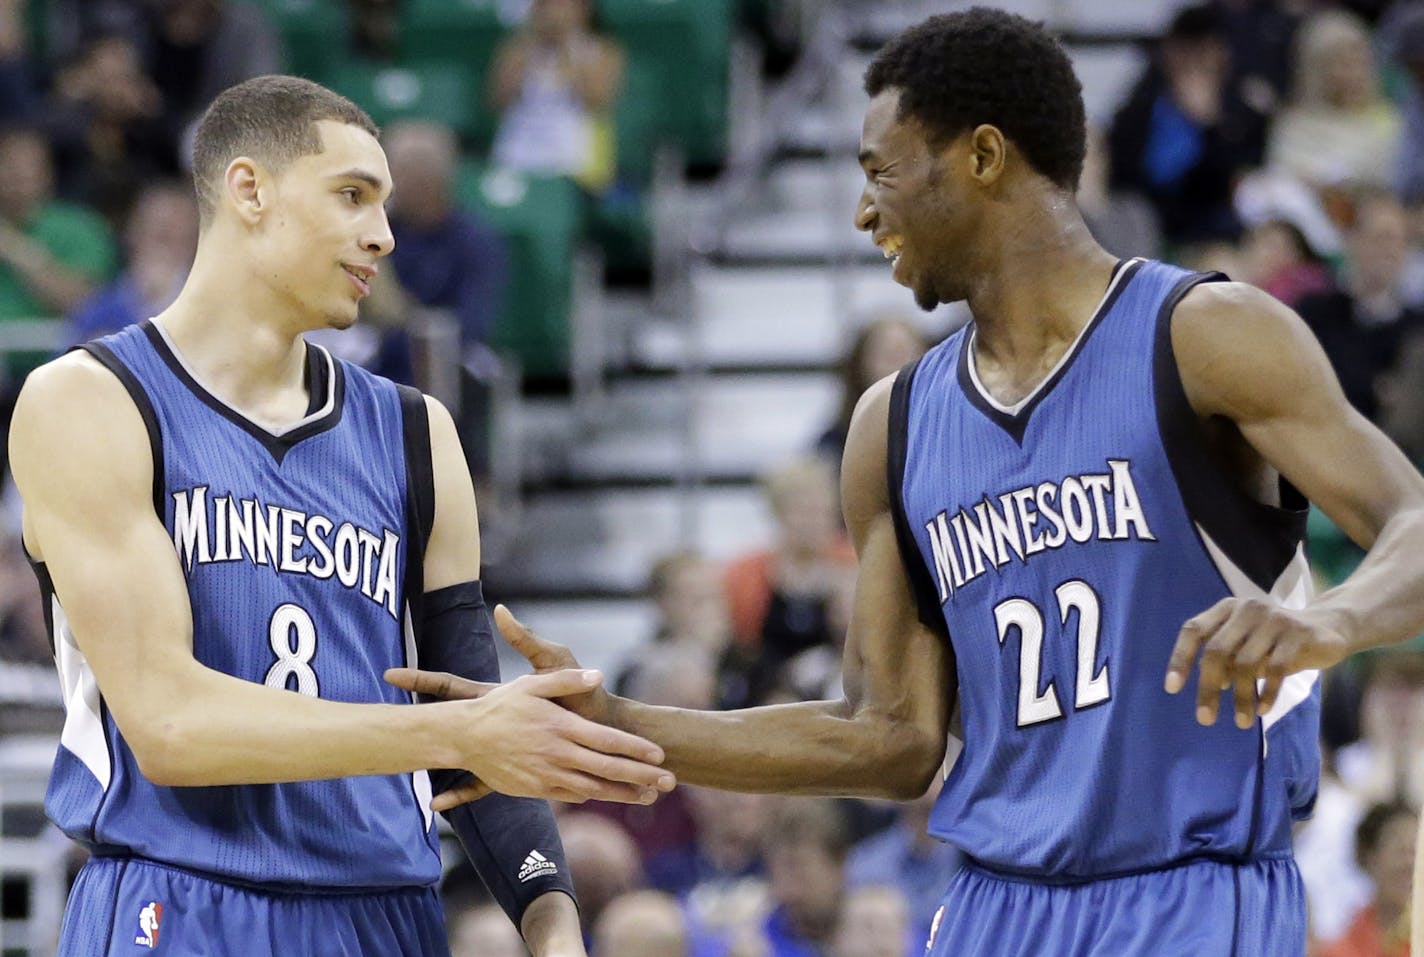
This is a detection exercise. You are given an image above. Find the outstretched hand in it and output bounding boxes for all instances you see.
[384,605,646,811]
[1164,597,1349,729]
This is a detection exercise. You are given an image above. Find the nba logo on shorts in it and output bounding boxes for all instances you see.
[134,901,163,948]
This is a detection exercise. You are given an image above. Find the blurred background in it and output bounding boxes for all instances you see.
[0,0,1422,954]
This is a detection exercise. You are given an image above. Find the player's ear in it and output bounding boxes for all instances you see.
[967,124,1006,186]
[224,157,265,225]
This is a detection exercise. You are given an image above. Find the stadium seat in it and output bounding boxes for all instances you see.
[455,163,585,378]
[242,0,352,81]
[396,0,511,149]
[324,60,478,139]
[599,0,734,168]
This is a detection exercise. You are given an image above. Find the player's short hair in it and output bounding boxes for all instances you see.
[191,75,378,225]
[863,8,1087,191]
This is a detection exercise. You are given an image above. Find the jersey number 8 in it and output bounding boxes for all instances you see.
[264,603,320,697]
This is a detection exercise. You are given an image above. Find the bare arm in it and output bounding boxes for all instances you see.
[12,355,667,801]
[565,37,623,113]
[1163,282,1424,725]
[488,37,533,112]
[394,378,956,801]
[0,221,98,313]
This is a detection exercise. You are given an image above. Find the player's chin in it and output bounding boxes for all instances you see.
[326,306,359,331]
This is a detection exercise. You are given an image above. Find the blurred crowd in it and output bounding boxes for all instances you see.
[0,0,1422,955]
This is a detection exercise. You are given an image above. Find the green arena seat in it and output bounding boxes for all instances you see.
[599,0,734,168]
[325,60,478,139]
[242,0,352,81]
[455,163,586,377]
[396,0,511,149]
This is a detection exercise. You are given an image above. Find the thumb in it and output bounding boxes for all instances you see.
[494,604,565,670]
[518,668,603,700]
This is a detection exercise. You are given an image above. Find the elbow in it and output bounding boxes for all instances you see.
[874,726,944,801]
[128,721,201,787]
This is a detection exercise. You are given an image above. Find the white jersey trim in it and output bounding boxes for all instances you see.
[1194,528,1319,739]
[964,257,1145,416]
[404,606,435,832]
[53,596,111,790]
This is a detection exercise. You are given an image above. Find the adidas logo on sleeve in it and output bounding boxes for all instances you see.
[518,850,558,883]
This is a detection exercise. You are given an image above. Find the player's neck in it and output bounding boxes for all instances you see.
[965,205,1118,370]
[153,244,313,424]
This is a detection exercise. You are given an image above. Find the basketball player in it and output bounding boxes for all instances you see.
[392,11,1424,956]
[8,76,674,955]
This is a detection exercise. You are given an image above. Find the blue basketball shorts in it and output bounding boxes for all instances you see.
[58,855,451,956]
[923,856,1305,957]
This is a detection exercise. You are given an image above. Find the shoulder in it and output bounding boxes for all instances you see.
[1171,279,1335,420]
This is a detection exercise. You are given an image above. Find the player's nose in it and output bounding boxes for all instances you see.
[854,188,875,232]
[363,208,395,257]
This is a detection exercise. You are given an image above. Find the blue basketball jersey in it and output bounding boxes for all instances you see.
[36,320,442,890]
[890,259,1321,880]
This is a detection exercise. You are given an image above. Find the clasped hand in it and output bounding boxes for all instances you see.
[386,606,665,811]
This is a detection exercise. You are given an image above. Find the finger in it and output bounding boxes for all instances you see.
[1195,610,1256,726]
[1257,672,1285,716]
[517,668,605,700]
[562,743,676,793]
[1232,669,1258,730]
[384,668,493,701]
[563,714,667,767]
[494,604,577,671]
[430,779,493,813]
[1165,600,1233,693]
[545,767,663,806]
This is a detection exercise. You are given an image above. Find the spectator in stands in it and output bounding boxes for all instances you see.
[614,551,734,700]
[1337,652,1424,807]
[762,799,852,956]
[0,126,116,326]
[1240,218,1334,308]
[1296,190,1424,419]
[593,890,689,957]
[830,885,913,957]
[1318,803,1416,957]
[559,814,646,937]
[1108,4,1264,244]
[1078,125,1161,260]
[1266,10,1400,198]
[64,180,197,347]
[47,34,177,226]
[0,0,40,123]
[815,315,928,468]
[488,0,625,192]
[1377,325,1424,463]
[723,457,857,707]
[0,527,48,666]
[845,776,960,948]
[1380,1,1424,203]
[585,643,704,869]
[447,900,529,957]
[646,785,772,900]
[384,120,510,357]
[140,0,282,154]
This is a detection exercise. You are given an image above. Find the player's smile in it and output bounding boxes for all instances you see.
[342,262,376,298]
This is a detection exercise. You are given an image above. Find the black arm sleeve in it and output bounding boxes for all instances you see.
[419,580,577,928]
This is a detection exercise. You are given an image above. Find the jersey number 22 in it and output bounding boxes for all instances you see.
[995,580,1109,727]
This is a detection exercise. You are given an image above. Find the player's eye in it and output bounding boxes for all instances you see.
[341,188,361,205]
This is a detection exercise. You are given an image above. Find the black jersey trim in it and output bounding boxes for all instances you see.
[78,341,165,519]
[139,321,345,466]
[887,359,950,641]
[957,258,1143,444]
[398,386,435,622]
[1152,274,1308,593]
